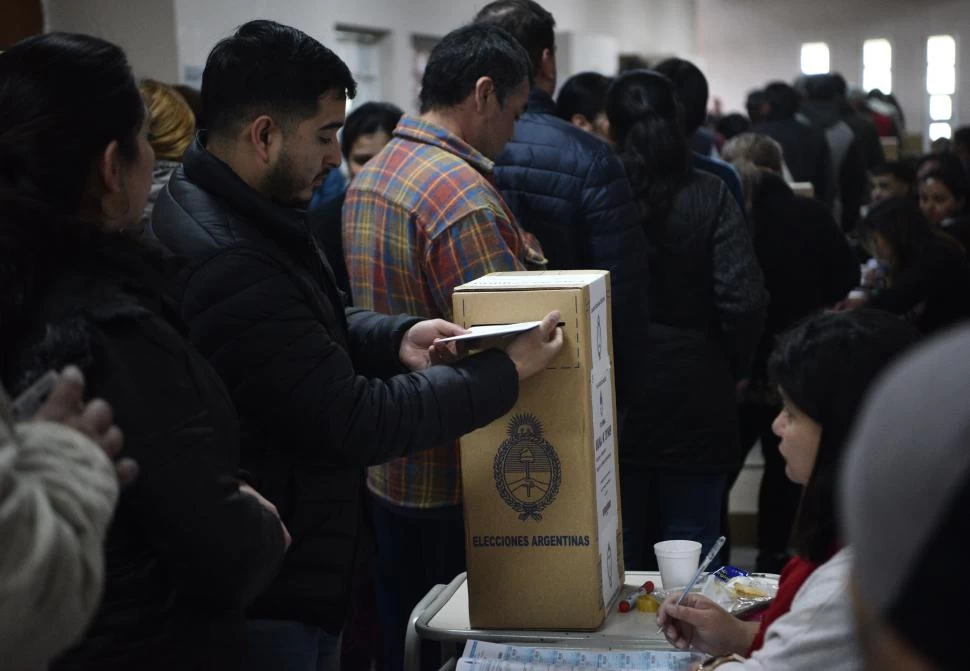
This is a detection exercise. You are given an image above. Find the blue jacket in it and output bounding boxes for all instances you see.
[493,89,649,407]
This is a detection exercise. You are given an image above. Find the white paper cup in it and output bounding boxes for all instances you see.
[654,540,702,590]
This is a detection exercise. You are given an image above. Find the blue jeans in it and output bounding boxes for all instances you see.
[371,495,466,671]
[243,619,341,671]
[620,466,727,570]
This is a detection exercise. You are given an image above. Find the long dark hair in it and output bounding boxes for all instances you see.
[0,33,145,351]
[861,196,963,283]
[769,310,919,563]
[607,70,691,231]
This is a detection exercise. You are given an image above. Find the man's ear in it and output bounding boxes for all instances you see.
[247,115,280,163]
[571,114,593,133]
[474,77,497,114]
[540,47,556,84]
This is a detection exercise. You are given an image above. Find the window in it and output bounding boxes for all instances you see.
[926,35,957,142]
[800,42,830,75]
[412,35,441,112]
[334,26,388,113]
[863,39,892,93]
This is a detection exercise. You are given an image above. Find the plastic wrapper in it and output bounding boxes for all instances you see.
[652,567,779,616]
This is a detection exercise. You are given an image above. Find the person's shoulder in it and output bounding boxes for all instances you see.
[686,167,731,196]
[153,166,245,256]
[506,111,614,166]
[795,548,853,601]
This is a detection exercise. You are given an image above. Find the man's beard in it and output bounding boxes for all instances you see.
[261,150,315,208]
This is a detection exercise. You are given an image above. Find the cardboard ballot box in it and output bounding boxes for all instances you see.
[452,271,624,630]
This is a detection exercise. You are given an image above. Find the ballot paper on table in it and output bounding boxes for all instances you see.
[458,641,698,671]
[435,321,544,344]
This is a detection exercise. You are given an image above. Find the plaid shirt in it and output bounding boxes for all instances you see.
[344,114,546,508]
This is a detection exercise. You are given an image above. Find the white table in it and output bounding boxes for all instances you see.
[405,571,675,671]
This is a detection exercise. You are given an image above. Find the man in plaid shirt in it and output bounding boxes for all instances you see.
[343,24,545,671]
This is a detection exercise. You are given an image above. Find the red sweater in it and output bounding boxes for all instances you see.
[748,555,819,654]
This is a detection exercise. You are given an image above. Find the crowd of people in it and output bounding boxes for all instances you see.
[1,1,969,670]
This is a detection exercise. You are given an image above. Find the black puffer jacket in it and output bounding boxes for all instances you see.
[623,171,767,472]
[151,137,520,632]
[3,238,285,671]
[493,89,649,406]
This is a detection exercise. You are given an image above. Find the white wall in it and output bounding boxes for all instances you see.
[44,0,698,111]
[168,0,698,112]
[45,0,179,82]
[694,0,970,141]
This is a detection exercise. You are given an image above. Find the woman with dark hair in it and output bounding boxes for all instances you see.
[918,161,970,249]
[0,34,287,670]
[658,310,918,670]
[607,70,767,569]
[846,196,970,334]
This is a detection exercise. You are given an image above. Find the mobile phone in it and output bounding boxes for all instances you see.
[12,370,58,422]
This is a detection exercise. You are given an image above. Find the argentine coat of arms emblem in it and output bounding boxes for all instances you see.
[493,414,562,521]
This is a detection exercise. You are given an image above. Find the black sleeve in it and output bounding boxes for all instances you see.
[344,307,423,380]
[87,317,286,611]
[181,248,520,467]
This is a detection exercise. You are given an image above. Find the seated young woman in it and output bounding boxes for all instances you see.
[657,310,918,671]
[857,196,970,335]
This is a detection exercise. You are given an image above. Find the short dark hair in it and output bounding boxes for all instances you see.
[831,72,848,98]
[921,163,970,202]
[653,58,709,134]
[556,72,612,123]
[763,81,799,120]
[953,125,970,150]
[745,89,765,121]
[341,102,403,161]
[419,23,532,114]
[202,20,356,139]
[804,73,839,102]
[769,310,919,564]
[871,161,916,186]
[474,0,555,76]
[715,113,752,141]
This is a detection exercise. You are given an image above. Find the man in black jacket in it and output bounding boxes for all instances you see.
[150,20,563,671]
[753,81,836,208]
[473,0,649,421]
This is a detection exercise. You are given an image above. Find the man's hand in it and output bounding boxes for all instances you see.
[239,483,292,550]
[504,311,564,380]
[34,366,138,487]
[400,319,470,371]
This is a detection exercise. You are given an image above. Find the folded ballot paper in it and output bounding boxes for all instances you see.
[458,641,698,671]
